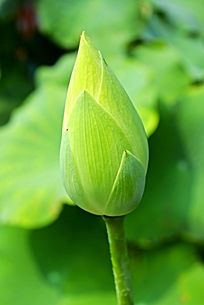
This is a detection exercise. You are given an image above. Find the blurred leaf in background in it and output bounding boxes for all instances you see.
[36,0,146,54]
[0,84,69,227]
[1,206,204,305]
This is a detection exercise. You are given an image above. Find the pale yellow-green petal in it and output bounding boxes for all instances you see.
[98,57,148,171]
[60,133,94,213]
[62,91,132,215]
[64,32,102,125]
[104,150,145,216]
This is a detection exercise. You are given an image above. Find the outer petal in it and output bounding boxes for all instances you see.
[104,150,146,216]
[98,58,148,172]
[64,32,102,125]
[60,134,89,210]
[61,91,131,215]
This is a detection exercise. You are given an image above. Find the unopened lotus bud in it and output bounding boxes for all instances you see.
[60,32,149,216]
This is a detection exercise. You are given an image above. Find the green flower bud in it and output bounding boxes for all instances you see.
[60,32,149,216]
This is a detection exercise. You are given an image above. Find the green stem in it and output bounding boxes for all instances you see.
[103,216,134,305]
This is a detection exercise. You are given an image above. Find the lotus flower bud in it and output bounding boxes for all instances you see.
[60,32,149,216]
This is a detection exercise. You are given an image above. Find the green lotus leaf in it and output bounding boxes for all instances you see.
[178,85,204,240]
[36,53,76,88]
[1,206,204,305]
[126,103,192,246]
[144,17,204,80]
[126,85,204,245]
[0,84,69,227]
[153,0,204,35]
[133,40,190,104]
[37,0,142,52]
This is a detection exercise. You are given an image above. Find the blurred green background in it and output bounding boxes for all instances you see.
[0,0,204,304]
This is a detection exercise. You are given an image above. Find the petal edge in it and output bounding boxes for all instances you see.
[104,150,146,216]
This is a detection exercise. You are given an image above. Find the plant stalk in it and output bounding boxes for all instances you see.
[103,216,134,305]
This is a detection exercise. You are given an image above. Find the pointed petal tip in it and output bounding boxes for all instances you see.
[80,31,93,48]
[76,90,97,108]
[80,30,87,41]
[79,32,102,61]
[124,149,137,159]
[79,90,91,100]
